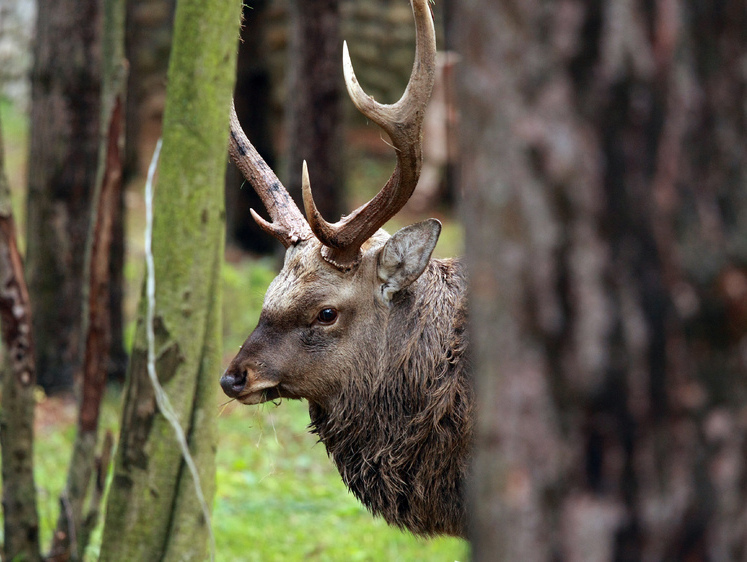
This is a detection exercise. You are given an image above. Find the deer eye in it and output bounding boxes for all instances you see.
[316,308,338,325]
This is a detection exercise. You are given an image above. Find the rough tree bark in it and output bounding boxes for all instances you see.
[25,0,101,395]
[97,0,240,559]
[285,0,344,221]
[49,0,127,557]
[0,114,42,562]
[459,0,747,560]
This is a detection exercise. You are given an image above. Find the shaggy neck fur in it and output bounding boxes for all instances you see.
[308,258,472,537]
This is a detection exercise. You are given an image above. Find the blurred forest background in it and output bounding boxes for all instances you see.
[1,0,747,560]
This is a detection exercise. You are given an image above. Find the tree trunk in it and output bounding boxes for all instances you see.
[225,0,277,255]
[458,0,747,559]
[0,112,42,562]
[49,0,127,557]
[98,0,240,558]
[285,0,344,221]
[25,0,101,395]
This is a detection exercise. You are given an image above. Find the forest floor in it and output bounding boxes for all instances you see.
[1,99,467,561]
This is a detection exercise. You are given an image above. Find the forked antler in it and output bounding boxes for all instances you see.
[228,101,312,247]
[303,0,436,268]
[228,0,436,268]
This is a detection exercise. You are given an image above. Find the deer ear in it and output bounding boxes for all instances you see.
[377,219,441,302]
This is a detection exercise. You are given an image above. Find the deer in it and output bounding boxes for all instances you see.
[220,0,472,538]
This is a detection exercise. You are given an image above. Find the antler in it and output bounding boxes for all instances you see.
[228,101,312,247]
[303,0,437,269]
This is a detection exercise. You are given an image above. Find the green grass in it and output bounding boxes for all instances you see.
[215,400,468,561]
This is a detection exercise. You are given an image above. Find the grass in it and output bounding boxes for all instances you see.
[1,97,468,560]
[215,400,467,561]
[0,97,29,247]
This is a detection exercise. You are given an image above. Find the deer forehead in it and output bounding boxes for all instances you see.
[262,243,363,316]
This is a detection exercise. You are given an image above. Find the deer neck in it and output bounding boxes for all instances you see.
[306,258,471,536]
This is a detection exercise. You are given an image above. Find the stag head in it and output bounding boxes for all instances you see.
[221,0,438,406]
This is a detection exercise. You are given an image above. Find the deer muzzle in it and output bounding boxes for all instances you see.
[220,368,247,398]
[220,366,280,404]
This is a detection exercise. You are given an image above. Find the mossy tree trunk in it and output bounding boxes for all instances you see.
[98,0,240,559]
[0,114,42,562]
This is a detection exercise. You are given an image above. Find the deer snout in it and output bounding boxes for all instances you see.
[220,368,247,398]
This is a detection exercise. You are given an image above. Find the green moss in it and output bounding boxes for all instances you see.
[98,0,242,558]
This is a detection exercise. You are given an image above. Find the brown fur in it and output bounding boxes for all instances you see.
[223,234,473,537]
[309,258,471,536]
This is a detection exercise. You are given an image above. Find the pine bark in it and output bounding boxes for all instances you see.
[25,0,102,395]
[97,0,239,558]
[0,114,42,562]
[459,0,747,559]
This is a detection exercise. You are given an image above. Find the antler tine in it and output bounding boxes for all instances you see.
[305,0,437,268]
[228,100,312,247]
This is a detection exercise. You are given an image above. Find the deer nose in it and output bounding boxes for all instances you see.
[220,368,247,398]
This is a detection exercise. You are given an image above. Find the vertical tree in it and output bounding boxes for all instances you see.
[0,115,41,562]
[25,0,101,395]
[285,0,344,220]
[98,0,240,558]
[458,0,747,559]
[49,0,127,556]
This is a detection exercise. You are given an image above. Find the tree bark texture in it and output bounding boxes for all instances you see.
[98,0,239,559]
[458,1,747,560]
[285,0,345,221]
[25,0,102,395]
[225,0,277,255]
[49,0,127,557]
[0,115,42,562]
